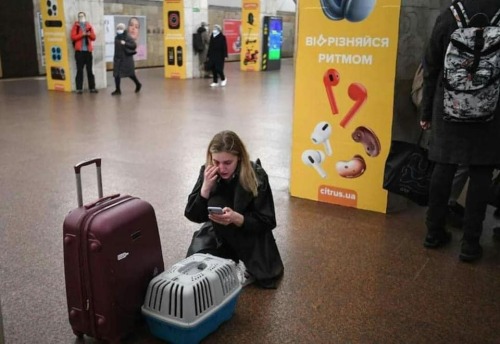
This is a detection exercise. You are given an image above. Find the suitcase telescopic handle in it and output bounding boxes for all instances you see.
[74,158,103,207]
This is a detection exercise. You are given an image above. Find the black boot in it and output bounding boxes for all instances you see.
[423,229,452,248]
[459,237,483,262]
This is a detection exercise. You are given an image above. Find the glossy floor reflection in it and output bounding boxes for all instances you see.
[1,60,500,344]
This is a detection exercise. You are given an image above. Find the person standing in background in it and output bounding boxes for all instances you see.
[420,0,500,262]
[71,12,98,94]
[196,22,211,78]
[207,24,228,87]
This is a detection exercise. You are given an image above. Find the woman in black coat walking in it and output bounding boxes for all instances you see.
[112,23,141,95]
[207,24,228,87]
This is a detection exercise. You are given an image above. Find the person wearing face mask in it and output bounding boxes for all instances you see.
[184,130,284,288]
[111,23,142,96]
[70,12,97,94]
[206,24,228,87]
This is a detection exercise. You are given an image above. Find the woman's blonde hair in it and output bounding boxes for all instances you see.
[205,130,258,197]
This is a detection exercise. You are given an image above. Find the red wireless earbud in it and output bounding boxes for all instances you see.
[323,68,340,115]
[340,83,367,128]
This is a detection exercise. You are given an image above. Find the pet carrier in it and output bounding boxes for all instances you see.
[142,254,242,344]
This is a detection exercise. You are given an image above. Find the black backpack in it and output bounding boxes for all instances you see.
[192,32,204,53]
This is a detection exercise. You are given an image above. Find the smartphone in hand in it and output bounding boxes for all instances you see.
[207,206,224,214]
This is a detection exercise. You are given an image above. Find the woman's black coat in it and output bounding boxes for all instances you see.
[113,31,136,78]
[207,33,228,69]
[185,161,284,288]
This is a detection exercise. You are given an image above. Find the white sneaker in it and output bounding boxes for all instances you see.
[236,260,255,287]
[220,78,227,87]
[210,82,218,87]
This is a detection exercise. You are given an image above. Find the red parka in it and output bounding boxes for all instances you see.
[70,21,96,52]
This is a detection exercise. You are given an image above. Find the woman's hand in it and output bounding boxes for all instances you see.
[120,40,125,45]
[209,207,244,227]
[200,165,219,199]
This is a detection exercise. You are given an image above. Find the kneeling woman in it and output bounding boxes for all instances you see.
[184,130,284,288]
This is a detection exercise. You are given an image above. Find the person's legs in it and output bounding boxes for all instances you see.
[198,54,204,77]
[84,52,96,91]
[449,165,469,204]
[74,51,85,92]
[112,76,121,95]
[220,63,227,86]
[447,165,469,227]
[129,75,142,92]
[424,162,457,248]
[459,165,494,262]
[211,63,219,85]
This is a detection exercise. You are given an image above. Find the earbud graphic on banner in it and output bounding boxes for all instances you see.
[302,149,327,178]
[320,0,377,22]
[311,121,333,156]
[323,68,340,115]
[340,83,367,128]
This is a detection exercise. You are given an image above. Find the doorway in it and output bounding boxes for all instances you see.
[0,0,39,78]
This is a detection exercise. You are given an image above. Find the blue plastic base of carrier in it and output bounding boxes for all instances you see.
[144,292,240,344]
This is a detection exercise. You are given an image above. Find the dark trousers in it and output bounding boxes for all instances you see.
[211,61,225,83]
[114,75,140,91]
[75,51,95,90]
[426,163,494,239]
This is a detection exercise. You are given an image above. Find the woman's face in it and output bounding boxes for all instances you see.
[211,152,238,180]
[128,18,140,41]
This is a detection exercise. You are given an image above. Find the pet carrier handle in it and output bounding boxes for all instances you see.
[74,158,104,207]
[179,261,208,275]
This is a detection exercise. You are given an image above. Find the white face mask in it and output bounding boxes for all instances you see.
[78,15,86,23]
[212,29,219,35]
[116,30,124,35]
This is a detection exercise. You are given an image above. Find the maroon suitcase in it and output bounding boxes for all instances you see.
[63,158,164,342]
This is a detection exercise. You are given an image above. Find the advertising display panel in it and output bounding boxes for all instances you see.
[40,0,71,91]
[224,19,242,55]
[261,16,282,71]
[240,0,261,71]
[164,0,186,78]
[290,0,402,213]
[104,15,148,62]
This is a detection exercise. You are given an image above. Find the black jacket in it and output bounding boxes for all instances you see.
[113,31,136,78]
[207,33,228,66]
[185,161,284,288]
[421,0,500,165]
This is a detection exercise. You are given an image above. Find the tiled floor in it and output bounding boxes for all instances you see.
[1,60,500,344]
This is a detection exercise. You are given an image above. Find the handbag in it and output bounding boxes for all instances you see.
[383,131,434,206]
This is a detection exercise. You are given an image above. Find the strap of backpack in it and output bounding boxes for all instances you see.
[449,1,469,28]
[491,7,500,26]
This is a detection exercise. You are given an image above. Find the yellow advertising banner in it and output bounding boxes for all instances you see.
[240,0,261,71]
[164,0,187,79]
[290,0,402,213]
[40,0,71,91]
